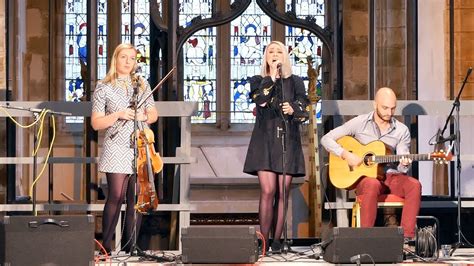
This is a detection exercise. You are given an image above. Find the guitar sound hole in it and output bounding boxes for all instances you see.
[363,153,374,166]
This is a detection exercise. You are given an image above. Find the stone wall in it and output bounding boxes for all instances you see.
[343,0,412,100]
[24,1,50,101]
[451,0,474,99]
[343,0,369,99]
[375,0,408,99]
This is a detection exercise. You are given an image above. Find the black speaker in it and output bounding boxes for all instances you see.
[322,227,404,263]
[181,225,258,263]
[0,215,95,266]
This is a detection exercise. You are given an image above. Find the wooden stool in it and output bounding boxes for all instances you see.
[352,194,405,227]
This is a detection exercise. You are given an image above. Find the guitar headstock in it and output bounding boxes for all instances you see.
[431,150,453,164]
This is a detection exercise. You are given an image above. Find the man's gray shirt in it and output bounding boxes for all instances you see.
[320,112,411,173]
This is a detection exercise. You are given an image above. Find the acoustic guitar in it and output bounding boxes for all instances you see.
[329,136,452,189]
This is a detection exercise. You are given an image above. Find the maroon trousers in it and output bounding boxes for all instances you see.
[355,173,422,238]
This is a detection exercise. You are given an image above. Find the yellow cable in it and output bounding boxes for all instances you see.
[31,109,51,156]
[32,109,49,156]
[0,106,57,216]
[0,105,44,128]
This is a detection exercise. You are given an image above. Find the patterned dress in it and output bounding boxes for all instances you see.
[92,76,155,174]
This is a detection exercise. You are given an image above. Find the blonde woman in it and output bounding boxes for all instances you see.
[243,41,309,253]
[92,43,158,254]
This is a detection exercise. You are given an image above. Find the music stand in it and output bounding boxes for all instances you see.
[0,103,72,214]
[434,67,472,255]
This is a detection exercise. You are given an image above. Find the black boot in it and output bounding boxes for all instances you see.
[271,240,282,253]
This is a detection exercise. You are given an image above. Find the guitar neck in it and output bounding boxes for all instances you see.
[373,153,432,163]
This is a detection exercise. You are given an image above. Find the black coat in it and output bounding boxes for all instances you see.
[243,74,308,177]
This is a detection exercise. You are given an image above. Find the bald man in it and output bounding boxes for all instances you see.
[321,87,421,240]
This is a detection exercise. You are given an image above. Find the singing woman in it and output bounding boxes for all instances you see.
[243,41,309,253]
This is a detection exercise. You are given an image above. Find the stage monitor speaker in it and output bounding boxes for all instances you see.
[0,215,95,266]
[181,225,258,264]
[322,227,404,264]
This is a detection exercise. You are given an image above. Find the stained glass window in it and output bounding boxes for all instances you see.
[285,0,324,123]
[180,0,216,123]
[65,0,87,123]
[98,0,108,79]
[65,0,110,123]
[121,0,151,79]
[230,2,271,123]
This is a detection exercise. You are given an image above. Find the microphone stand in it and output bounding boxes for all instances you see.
[130,84,140,256]
[0,104,71,215]
[436,67,472,255]
[275,68,297,255]
[127,81,169,262]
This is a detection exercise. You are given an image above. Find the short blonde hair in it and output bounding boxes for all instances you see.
[260,41,292,78]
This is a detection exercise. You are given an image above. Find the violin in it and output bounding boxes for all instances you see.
[135,128,163,214]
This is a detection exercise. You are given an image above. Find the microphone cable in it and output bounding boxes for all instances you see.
[349,253,375,266]
[415,224,438,260]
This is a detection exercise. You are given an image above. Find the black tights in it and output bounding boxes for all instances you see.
[102,173,142,252]
[257,170,293,245]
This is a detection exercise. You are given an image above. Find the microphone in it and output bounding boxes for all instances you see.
[276,63,282,76]
[132,74,140,93]
[132,73,141,82]
[129,74,140,109]
[429,134,456,145]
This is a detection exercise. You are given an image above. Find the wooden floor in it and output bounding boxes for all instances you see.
[94,247,474,265]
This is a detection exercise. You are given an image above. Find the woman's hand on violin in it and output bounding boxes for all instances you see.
[117,108,136,121]
[116,109,149,122]
[137,111,148,122]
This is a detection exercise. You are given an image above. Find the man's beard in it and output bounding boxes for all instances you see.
[376,109,391,122]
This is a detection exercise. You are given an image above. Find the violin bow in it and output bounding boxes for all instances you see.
[137,66,176,109]
[109,66,176,139]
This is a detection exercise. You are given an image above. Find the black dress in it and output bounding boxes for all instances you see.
[243,74,309,177]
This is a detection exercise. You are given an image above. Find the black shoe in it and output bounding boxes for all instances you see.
[98,249,111,256]
[121,248,131,254]
[97,249,112,261]
[404,237,416,246]
[271,240,282,253]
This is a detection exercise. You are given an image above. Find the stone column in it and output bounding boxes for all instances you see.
[343,0,369,100]
[374,0,407,98]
